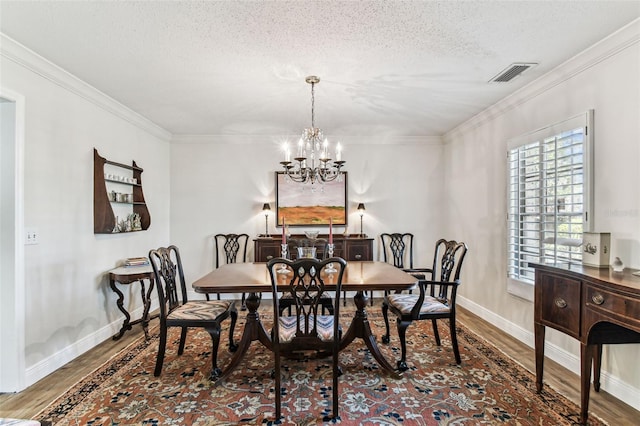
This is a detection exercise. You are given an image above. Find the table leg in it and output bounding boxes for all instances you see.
[138,279,152,339]
[111,279,132,340]
[215,292,272,383]
[534,322,545,392]
[593,344,602,392]
[340,290,401,379]
[580,343,595,425]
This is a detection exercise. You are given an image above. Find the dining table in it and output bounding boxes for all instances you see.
[192,260,418,381]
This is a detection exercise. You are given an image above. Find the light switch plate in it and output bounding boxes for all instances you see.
[25,228,38,245]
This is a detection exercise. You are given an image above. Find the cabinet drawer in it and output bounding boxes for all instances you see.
[261,246,281,262]
[345,241,372,261]
[537,273,581,338]
[585,284,640,331]
[254,240,281,262]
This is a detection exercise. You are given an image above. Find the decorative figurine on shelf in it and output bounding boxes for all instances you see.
[612,257,625,273]
[128,213,142,231]
[116,217,129,233]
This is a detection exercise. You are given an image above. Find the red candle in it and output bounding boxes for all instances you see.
[329,217,333,244]
[282,217,286,244]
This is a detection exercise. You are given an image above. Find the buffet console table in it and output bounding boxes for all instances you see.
[254,234,373,262]
[530,263,640,425]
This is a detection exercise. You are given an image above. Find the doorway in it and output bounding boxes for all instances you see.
[0,91,26,392]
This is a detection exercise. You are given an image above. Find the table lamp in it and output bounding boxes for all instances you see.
[357,203,366,237]
[262,203,271,236]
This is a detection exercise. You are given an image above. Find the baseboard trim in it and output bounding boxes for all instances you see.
[457,296,640,411]
[25,303,152,388]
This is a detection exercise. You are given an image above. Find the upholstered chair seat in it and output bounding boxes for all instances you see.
[168,300,233,321]
[385,294,450,316]
[278,314,336,343]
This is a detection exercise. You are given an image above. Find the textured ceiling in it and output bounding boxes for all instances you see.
[1,1,639,138]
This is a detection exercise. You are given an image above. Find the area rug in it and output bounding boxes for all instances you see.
[35,310,605,425]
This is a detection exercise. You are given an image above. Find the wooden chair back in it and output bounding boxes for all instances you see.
[380,232,415,268]
[429,239,468,299]
[214,233,249,268]
[149,245,187,318]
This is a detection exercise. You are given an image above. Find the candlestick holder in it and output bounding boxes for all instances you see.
[278,243,290,274]
[325,243,337,273]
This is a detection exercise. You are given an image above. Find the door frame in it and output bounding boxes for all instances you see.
[0,88,26,392]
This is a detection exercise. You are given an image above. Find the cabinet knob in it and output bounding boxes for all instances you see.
[554,297,567,308]
[266,255,274,260]
[591,293,605,305]
[355,254,362,260]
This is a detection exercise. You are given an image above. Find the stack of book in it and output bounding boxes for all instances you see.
[124,257,149,267]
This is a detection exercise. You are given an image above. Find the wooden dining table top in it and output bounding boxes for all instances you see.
[192,261,418,294]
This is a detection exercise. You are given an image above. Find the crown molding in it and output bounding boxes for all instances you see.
[444,18,640,142]
[171,134,442,146]
[0,33,171,141]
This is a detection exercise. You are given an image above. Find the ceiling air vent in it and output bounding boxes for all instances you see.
[490,63,537,83]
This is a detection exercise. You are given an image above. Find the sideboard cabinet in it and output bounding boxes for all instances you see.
[253,235,373,262]
[530,263,640,425]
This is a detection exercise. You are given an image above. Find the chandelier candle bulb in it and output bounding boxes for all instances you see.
[283,143,291,162]
[336,143,342,161]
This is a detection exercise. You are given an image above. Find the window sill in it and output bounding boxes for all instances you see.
[507,277,534,302]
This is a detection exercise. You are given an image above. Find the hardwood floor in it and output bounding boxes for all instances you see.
[458,308,638,426]
[1,303,638,424]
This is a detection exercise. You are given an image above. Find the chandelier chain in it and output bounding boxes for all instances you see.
[310,81,315,129]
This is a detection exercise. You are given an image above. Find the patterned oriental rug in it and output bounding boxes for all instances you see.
[35,310,606,425]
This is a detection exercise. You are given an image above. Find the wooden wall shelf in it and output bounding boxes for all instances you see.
[94,148,151,234]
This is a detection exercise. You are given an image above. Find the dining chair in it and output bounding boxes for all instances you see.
[283,237,334,315]
[149,245,238,380]
[380,232,432,277]
[378,233,431,304]
[266,256,347,422]
[381,238,468,370]
[211,233,249,309]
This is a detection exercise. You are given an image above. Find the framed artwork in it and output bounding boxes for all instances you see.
[275,172,348,227]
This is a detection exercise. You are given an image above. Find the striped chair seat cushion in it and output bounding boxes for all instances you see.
[280,291,333,302]
[168,300,231,321]
[278,315,335,343]
[386,294,450,316]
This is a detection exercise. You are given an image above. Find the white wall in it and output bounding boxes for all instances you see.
[443,20,640,409]
[170,135,445,288]
[0,35,172,387]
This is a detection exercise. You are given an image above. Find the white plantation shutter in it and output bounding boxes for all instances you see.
[507,111,593,285]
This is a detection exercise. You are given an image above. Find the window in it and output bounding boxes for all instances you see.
[507,111,593,290]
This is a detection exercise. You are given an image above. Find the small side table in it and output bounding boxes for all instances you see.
[108,265,156,340]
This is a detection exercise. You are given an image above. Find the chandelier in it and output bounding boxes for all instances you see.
[280,76,345,184]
